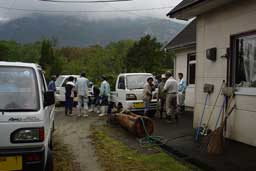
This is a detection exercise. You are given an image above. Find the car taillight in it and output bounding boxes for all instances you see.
[11,127,44,143]
[126,94,137,100]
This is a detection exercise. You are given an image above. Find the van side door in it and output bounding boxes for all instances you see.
[38,70,54,143]
[116,76,126,104]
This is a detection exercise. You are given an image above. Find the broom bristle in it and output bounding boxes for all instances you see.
[207,127,224,155]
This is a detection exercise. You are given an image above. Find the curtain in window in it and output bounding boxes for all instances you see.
[238,35,256,87]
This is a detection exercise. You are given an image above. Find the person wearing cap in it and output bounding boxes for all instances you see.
[178,73,186,112]
[143,76,155,116]
[76,72,90,117]
[157,74,167,119]
[163,71,178,123]
[48,75,56,92]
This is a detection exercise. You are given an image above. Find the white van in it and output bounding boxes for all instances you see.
[0,62,55,171]
[110,73,158,114]
[55,75,93,103]
[55,75,80,103]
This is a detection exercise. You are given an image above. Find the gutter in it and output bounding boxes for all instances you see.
[167,0,207,17]
[166,42,196,51]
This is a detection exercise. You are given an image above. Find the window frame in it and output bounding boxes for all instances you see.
[117,76,125,90]
[187,53,196,86]
[230,30,256,96]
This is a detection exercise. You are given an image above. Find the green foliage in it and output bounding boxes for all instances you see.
[0,36,174,87]
[125,35,174,74]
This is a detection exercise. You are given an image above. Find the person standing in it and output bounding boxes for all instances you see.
[163,71,178,123]
[99,76,110,117]
[143,77,155,117]
[157,74,167,119]
[76,72,90,117]
[48,75,56,92]
[65,76,75,116]
[178,73,186,112]
[90,83,101,114]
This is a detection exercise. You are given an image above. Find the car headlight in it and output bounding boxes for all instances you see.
[11,128,44,143]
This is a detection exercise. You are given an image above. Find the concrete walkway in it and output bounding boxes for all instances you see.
[153,111,256,171]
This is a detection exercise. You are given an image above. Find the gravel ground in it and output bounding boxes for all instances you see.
[54,107,103,171]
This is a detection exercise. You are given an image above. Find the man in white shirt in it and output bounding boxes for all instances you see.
[163,71,178,123]
[76,72,90,117]
[99,76,111,116]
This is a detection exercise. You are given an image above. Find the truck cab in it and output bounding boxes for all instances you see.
[111,73,158,114]
[0,62,55,171]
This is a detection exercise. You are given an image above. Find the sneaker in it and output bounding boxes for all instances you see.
[83,114,89,117]
[96,110,100,114]
[98,113,106,117]
[88,109,93,112]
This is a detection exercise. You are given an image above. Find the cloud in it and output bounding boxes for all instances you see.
[0,0,182,21]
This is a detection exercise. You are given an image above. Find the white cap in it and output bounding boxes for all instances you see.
[161,74,166,79]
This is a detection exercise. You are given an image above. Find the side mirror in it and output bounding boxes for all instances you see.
[44,91,55,107]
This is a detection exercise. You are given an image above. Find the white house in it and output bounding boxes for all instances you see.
[165,20,196,108]
[168,0,256,147]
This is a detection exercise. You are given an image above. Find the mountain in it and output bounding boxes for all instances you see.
[0,15,184,47]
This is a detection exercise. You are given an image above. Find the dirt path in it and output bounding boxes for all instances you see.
[54,107,103,171]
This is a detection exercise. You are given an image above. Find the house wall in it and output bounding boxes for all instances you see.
[175,47,196,107]
[195,0,256,146]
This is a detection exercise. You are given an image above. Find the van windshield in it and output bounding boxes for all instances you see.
[0,67,39,111]
[55,76,65,87]
[126,75,152,89]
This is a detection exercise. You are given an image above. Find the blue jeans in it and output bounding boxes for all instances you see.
[65,97,73,115]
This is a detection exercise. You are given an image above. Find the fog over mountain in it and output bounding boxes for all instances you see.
[0,14,185,47]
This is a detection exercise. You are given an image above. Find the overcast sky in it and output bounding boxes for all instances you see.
[0,0,183,21]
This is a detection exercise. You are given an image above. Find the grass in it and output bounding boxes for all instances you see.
[53,134,79,171]
[90,127,196,171]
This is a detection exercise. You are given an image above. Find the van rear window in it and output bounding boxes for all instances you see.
[0,67,39,111]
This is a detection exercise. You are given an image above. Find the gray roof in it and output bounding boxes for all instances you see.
[165,20,196,50]
[167,0,205,17]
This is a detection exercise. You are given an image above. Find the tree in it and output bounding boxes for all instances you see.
[125,35,168,74]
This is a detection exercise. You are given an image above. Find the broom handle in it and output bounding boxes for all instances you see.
[205,80,225,126]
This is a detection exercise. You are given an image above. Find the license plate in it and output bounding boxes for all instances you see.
[0,156,22,170]
[134,102,144,108]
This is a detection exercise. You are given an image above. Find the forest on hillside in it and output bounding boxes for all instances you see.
[0,35,174,87]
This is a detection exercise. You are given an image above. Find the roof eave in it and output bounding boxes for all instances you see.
[167,0,236,20]
[166,42,196,51]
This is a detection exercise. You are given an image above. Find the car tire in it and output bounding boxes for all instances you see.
[45,149,53,171]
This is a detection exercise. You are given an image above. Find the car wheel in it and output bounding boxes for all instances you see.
[45,149,53,171]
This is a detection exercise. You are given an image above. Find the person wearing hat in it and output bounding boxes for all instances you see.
[157,74,167,119]
[163,71,178,123]
[143,76,155,116]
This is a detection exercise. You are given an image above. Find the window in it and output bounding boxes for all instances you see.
[126,75,152,89]
[232,32,256,88]
[187,53,196,85]
[118,76,125,89]
[0,67,39,111]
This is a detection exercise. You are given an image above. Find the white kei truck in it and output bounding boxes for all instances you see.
[0,62,55,171]
[110,73,158,114]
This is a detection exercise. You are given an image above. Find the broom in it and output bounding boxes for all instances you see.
[207,104,236,155]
